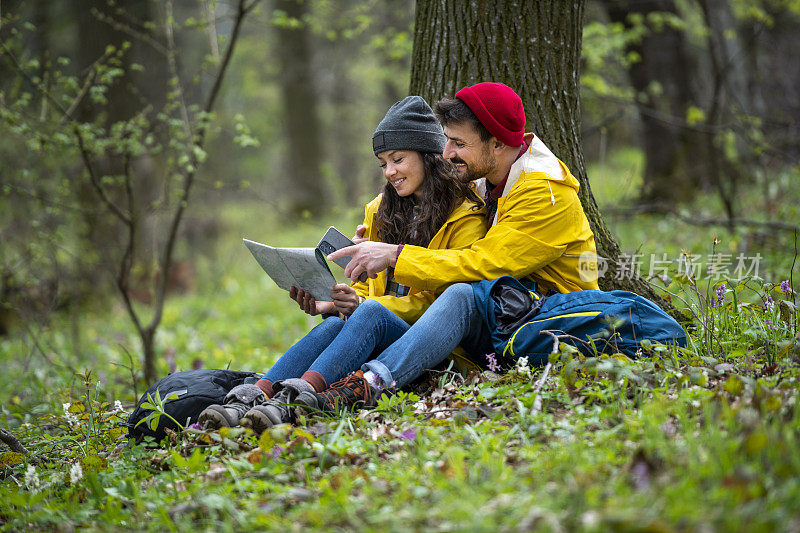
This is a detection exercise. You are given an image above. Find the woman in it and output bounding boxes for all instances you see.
[199,96,485,431]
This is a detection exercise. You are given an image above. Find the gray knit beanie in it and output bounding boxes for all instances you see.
[372,96,446,156]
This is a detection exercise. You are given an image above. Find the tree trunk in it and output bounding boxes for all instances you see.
[275,0,327,216]
[600,0,708,205]
[697,0,754,224]
[143,328,156,383]
[327,37,363,204]
[409,0,673,309]
[753,6,800,162]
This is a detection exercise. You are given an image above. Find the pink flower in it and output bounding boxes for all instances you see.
[712,283,726,308]
[269,445,285,458]
[400,428,417,441]
[485,353,501,372]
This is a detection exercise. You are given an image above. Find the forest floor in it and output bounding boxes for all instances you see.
[2,149,799,531]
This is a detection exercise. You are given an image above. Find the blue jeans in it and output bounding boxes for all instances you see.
[262,299,411,386]
[263,283,493,388]
[364,283,494,387]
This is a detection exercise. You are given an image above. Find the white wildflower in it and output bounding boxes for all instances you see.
[514,356,531,377]
[48,471,65,487]
[24,465,40,492]
[69,462,83,484]
[62,403,79,426]
[114,400,125,413]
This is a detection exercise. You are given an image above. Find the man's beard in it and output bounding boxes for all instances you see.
[453,148,497,183]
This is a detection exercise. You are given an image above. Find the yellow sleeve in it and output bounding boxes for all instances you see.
[440,206,488,251]
[394,175,575,292]
[367,208,487,323]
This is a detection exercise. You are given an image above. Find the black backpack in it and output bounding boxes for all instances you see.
[126,369,260,443]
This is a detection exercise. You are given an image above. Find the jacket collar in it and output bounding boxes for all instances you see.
[473,132,570,199]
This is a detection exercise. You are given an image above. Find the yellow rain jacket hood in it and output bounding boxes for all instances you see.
[351,194,486,323]
[394,133,598,294]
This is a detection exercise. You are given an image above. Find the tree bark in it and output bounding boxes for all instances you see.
[752,6,800,162]
[0,428,29,455]
[409,0,673,309]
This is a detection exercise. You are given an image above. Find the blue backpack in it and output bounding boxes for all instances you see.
[472,276,686,367]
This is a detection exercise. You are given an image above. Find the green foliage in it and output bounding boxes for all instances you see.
[375,391,420,418]
[0,1,266,383]
[134,389,185,433]
[2,216,799,528]
[2,3,800,530]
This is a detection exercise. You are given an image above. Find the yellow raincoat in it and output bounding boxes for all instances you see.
[394,133,598,294]
[351,194,486,323]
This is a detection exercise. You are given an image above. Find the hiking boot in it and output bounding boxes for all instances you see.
[198,383,266,429]
[240,378,314,434]
[295,370,376,414]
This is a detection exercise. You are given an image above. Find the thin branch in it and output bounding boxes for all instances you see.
[641,277,695,315]
[149,0,256,333]
[540,330,561,355]
[19,317,75,373]
[675,214,799,233]
[204,0,220,61]
[531,362,552,414]
[0,428,28,454]
[116,150,144,336]
[164,0,193,141]
[92,7,169,57]
[60,67,99,124]
[586,90,727,135]
[203,0,255,116]
[73,124,131,224]
[581,108,625,138]
[424,367,467,386]
[111,344,139,400]
[602,204,800,233]
[1,40,132,227]
[39,67,50,121]
[146,0,198,333]
[0,182,97,214]
[540,329,596,353]
[0,40,70,117]
[59,46,116,124]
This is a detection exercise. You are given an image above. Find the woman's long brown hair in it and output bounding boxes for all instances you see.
[376,152,483,247]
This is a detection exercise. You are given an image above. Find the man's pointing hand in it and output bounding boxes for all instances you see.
[328,241,400,282]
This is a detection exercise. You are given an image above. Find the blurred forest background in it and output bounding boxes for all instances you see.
[3,3,800,528]
[1,0,799,381]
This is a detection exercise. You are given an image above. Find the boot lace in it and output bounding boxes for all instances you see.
[319,371,373,410]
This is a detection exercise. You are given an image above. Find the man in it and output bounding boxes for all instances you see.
[296,82,598,412]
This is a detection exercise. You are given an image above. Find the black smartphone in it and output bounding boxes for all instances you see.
[317,226,368,282]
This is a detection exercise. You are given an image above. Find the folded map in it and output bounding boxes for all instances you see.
[243,239,336,302]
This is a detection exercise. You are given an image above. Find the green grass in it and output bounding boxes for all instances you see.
[1,150,799,531]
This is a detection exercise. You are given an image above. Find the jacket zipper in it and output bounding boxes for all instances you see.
[503,311,602,358]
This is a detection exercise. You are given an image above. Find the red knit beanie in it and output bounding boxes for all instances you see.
[455,82,525,147]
